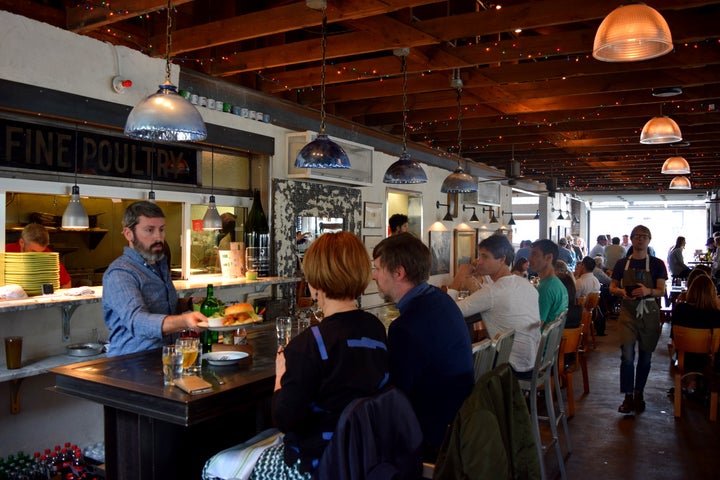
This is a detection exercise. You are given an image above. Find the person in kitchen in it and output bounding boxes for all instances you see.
[372,232,473,460]
[6,223,72,288]
[103,201,207,356]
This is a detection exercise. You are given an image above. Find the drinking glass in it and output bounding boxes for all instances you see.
[162,345,183,386]
[176,337,200,375]
[276,316,293,347]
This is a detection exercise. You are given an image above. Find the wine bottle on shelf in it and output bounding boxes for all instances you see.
[200,284,220,353]
[244,189,270,278]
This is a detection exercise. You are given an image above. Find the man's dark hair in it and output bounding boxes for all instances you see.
[388,213,409,233]
[122,201,165,230]
[373,232,430,285]
[597,234,607,242]
[478,234,515,266]
[531,239,559,264]
[581,256,596,272]
[611,237,620,245]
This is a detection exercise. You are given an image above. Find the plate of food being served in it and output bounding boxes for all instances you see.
[200,303,262,331]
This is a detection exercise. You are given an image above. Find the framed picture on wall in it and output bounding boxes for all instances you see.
[454,229,478,274]
[428,230,451,276]
[363,202,383,229]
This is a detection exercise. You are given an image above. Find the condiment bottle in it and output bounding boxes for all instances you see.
[244,189,270,277]
[200,284,220,352]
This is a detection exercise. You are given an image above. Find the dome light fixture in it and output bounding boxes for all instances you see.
[593,3,673,62]
[62,127,89,230]
[441,70,477,194]
[640,115,682,144]
[295,6,350,169]
[661,156,690,175]
[124,0,206,142]
[669,175,691,190]
[383,49,428,184]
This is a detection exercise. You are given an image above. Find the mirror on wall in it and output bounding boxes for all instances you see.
[296,216,344,254]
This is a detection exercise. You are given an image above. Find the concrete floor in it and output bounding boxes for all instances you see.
[543,315,720,479]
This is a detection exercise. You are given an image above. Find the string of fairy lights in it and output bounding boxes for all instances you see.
[73,1,720,190]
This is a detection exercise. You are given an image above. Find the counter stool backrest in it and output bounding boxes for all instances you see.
[492,328,516,369]
[471,339,495,383]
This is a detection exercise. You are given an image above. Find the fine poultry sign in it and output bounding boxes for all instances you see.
[0,119,198,185]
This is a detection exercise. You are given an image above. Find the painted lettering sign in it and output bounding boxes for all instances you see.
[0,119,198,185]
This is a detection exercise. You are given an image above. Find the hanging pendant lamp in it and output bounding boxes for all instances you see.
[295,6,350,169]
[202,148,223,230]
[148,144,157,202]
[383,49,428,184]
[640,115,682,144]
[441,71,477,194]
[661,156,690,175]
[593,3,673,62]
[62,128,89,230]
[124,0,207,142]
[669,175,691,190]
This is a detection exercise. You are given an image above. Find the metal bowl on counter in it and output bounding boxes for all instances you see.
[66,343,105,357]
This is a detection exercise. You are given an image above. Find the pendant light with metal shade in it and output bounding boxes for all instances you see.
[62,128,89,230]
[294,4,350,169]
[441,71,477,194]
[669,175,692,190]
[124,0,207,142]
[593,3,673,62]
[383,49,428,184]
[202,148,223,231]
[661,155,690,175]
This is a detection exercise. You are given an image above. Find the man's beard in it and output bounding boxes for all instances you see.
[133,238,165,263]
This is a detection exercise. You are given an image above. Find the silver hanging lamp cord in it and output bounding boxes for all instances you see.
[202,147,223,230]
[61,126,89,230]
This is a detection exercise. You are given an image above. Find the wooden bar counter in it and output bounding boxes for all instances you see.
[51,325,278,480]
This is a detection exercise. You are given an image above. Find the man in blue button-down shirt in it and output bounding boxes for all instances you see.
[103,201,207,356]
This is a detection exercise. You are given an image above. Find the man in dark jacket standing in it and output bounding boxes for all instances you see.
[372,233,474,460]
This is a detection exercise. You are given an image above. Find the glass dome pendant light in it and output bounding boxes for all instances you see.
[593,3,673,62]
[661,150,690,175]
[669,175,691,190]
[441,71,477,194]
[294,6,350,169]
[202,148,223,231]
[640,104,682,144]
[383,49,428,184]
[124,0,207,142]
[61,127,89,230]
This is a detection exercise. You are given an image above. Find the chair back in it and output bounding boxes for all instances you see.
[531,311,567,387]
[492,328,516,368]
[472,339,495,383]
[672,326,717,373]
[559,327,582,375]
[584,292,600,310]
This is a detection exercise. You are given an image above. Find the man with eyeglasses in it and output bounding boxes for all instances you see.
[609,225,667,414]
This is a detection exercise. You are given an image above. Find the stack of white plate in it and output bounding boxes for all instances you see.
[5,252,60,295]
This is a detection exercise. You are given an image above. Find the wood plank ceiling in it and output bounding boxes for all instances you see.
[3,0,720,195]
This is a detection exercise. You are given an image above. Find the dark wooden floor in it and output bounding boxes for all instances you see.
[542,315,720,479]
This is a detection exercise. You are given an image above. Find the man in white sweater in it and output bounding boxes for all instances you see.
[452,235,541,379]
[575,256,601,299]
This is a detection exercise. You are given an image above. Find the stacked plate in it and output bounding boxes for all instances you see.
[5,252,60,296]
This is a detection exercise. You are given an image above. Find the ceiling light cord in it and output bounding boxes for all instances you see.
[319,11,328,134]
[400,55,408,155]
[164,0,172,82]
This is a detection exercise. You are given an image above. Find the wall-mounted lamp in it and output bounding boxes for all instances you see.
[533,210,540,220]
[436,201,454,221]
[462,205,480,222]
[551,208,567,221]
[503,211,516,226]
[481,207,498,224]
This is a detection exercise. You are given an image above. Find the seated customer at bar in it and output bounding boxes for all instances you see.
[530,239,569,328]
[103,201,207,356]
[212,232,390,479]
[6,223,72,288]
[452,234,541,379]
[672,274,720,371]
[372,233,473,459]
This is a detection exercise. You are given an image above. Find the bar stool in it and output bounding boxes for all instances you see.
[518,311,571,480]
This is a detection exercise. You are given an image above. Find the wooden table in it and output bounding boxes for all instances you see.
[51,325,278,480]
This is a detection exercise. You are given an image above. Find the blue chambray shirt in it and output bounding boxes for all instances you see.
[102,247,178,356]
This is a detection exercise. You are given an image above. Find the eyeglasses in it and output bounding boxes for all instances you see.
[632,234,650,239]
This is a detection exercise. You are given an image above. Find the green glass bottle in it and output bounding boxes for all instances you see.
[200,284,220,352]
[244,189,270,277]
